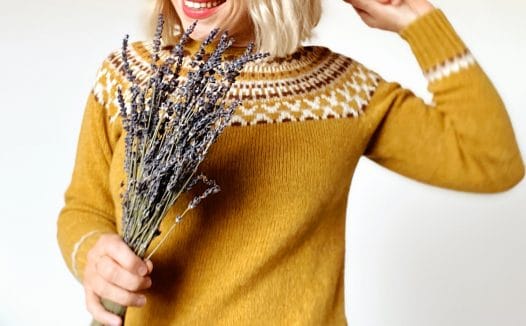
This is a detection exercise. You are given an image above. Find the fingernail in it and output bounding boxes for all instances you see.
[137,296,147,305]
[138,266,147,276]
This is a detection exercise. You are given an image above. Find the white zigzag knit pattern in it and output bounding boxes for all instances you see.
[424,50,476,83]
[91,41,382,127]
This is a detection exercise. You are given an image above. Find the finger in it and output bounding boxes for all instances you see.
[85,287,122,326]
[96,255,152,292]
[343,0,363,10]
[374,0,404,5]
[372,0,405,9]
[91,272,148,307]
[146,259,154,274]
[352,6,379,28]
[101,234,149,276]
[348,0,384,16]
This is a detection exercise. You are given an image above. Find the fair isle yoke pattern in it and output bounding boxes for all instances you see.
[91,40,382,127]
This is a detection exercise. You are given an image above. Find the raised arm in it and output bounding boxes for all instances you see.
[56,57,119,284]
[345,1,524,192]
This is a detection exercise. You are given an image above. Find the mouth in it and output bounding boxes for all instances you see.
[182,0,227,19]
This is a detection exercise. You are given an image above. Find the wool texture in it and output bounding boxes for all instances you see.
[57,8,524,325]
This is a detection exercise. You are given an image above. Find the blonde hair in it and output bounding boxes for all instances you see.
[148,0,322,58]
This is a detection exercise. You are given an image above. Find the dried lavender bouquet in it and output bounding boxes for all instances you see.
[91,14,268,325]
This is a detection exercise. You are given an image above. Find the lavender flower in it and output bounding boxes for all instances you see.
[91,12,269,326]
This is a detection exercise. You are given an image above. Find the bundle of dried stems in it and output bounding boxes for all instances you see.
[91,13,268,325]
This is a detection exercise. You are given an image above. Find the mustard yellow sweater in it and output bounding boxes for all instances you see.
[57,9,524,325]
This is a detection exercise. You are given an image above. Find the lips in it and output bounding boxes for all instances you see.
[182,0,226,19]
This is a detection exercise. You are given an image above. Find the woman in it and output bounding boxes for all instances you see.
[57,0,524,325]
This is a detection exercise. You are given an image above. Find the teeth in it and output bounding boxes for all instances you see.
[184,0,224,9]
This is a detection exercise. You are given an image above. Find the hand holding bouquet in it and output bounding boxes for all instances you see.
[88,13,268,326]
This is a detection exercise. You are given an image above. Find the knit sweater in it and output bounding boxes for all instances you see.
[57,8,524,325]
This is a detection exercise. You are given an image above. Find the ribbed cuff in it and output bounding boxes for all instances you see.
[58,207,117,284]
[72,230,108,283]
[399,8,468,72]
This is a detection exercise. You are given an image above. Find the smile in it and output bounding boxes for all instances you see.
[182,0,226,19]
[183,0,226,10]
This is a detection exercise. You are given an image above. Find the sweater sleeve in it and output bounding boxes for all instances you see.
[56,56,120,284]
[362,8,525,193]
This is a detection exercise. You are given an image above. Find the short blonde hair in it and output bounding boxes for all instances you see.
[148,0,322,57]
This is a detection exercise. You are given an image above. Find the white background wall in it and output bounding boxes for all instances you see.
[0,0,524,325]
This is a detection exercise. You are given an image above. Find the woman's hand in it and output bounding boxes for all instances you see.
[343,0,435,33]
[83,233,154,326]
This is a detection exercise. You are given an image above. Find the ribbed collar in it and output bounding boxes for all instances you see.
[179,36,251,58]
[136,39,330,75]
